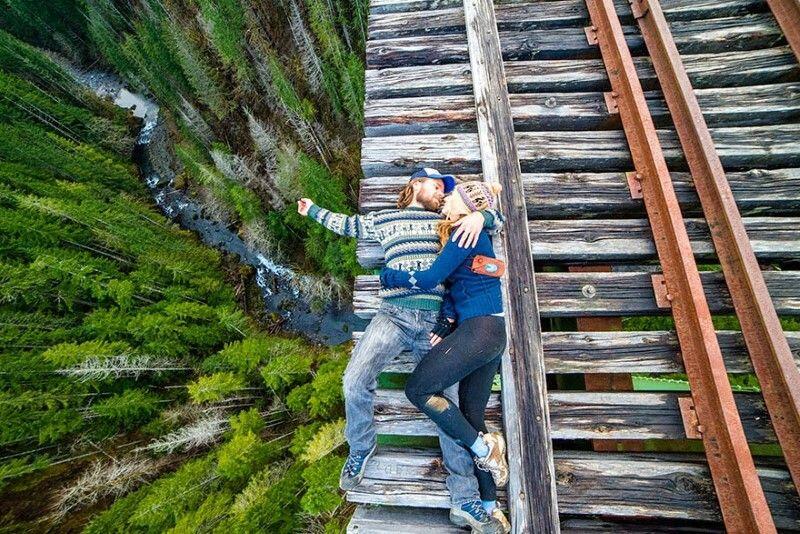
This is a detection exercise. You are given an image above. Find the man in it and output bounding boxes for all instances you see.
[297,168,505,533]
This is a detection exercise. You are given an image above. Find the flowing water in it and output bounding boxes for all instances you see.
[73,69,364,345]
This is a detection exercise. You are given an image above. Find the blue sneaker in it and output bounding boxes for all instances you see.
[450,500,504,533]
[339,444,377,490]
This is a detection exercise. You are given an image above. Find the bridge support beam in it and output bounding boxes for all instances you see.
[585,0,777,531]
[462,0,560,531]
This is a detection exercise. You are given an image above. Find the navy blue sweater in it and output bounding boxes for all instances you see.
[379,229,503,322]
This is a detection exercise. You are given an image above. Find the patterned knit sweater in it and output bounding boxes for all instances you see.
[307,203,503,310]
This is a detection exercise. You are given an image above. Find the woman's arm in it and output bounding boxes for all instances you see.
[379,235,476,290]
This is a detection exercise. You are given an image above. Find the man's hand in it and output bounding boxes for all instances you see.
[451,211,484,248]
[430,317,456,346]
[297,198,314,216]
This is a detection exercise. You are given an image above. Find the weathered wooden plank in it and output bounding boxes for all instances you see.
[347,449,800,530]
[353,270,800,318]
[354,330,800,375]
[367,14,784,68]
[347,506,464,534]
[347,504,730,533]
[360,124,800,177]
[372,389,776,442]
[366,48,800,99]
[356,217,800,267]
[462,0,556,528]
[559,518,724,533]
[368,0,764,39]
[364,83,800,136]
[358,168,800,218]
[368,0,763,16]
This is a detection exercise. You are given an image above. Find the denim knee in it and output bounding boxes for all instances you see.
[404,377,425,410]
[343,367,371,399]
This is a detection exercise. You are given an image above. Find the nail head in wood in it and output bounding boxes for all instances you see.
[625,171,644,199]
[651,273,672,308]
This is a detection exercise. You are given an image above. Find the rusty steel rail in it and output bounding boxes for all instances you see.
[630,0,800,499]
[584,0,777,531]
[766,0,800,63]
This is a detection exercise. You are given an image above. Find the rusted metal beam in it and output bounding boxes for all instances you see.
[584,1,778,532]
[766,0,800,63]
[631,0,800,498]
[463,0,560,531]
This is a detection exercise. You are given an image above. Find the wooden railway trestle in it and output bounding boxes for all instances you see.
[347,0,800,532]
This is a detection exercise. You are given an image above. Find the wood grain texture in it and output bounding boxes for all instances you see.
[368,0,763,39]
[353,330,800,375]
[371,389,777,442]
[358,168,800,217]
[347,448,800,529]
[364,83,800,135]
[360,124,800,177]
[367,14,784,68]
[353,270,800,318]
[462,0,557,529]
[366,47,799,99]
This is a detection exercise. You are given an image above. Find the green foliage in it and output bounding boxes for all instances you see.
[188,372,246,403]
[216,430,279,486]
[41,340,130,367]
[290,422,323,457]
[0,29,84,101]
[1,4,362,531]
[167,490,233,533]
[301,418,346,463]
[0,70,133,155]
[91,389,161,429]
[129,455,218,531]
[226,464,305,533]
[194,0,252,83]
[301,454,345,515]
[286,382,314,413]
[229,407,265,435]
[307,352,347,418]
[84,485,152,534]
[202,334,311,373]
[260,353,313,392]
[0,456,51,492]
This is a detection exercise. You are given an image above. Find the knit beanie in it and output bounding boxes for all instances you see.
[455,181,503,212]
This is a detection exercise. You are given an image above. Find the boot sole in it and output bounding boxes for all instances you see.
[449,510,498,534]
[489,433,509,488]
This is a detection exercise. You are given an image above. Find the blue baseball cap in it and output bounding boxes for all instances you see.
[410,167,456,193]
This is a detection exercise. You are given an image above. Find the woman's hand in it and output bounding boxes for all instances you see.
[430,317,456,346]
[450,211,484,248]
[297,198,314,216]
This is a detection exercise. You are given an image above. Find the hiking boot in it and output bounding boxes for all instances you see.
[339,444,376,491]
[449,500,504,534]
[474,431,509,487]
[491,508,511,533]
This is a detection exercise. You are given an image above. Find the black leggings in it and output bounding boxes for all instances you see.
[405,315,507,501]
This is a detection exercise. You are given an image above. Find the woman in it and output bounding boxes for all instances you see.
[379,181,510,532]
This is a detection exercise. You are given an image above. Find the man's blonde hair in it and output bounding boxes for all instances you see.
[397,178,425,208]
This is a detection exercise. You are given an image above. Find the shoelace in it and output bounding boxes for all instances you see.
[343,452,366,477]
[462,500,491,521]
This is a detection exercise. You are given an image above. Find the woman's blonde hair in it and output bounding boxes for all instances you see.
[436,182,502,247]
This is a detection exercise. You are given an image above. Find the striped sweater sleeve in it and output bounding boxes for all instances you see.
[307,204,376,239]
[483,208,505,236]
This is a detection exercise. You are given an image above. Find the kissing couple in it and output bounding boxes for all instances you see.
[297,167,510,533]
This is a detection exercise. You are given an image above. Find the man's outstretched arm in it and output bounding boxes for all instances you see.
[297,198,376,239]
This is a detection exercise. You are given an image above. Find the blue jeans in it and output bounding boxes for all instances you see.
[343,300,481,505]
